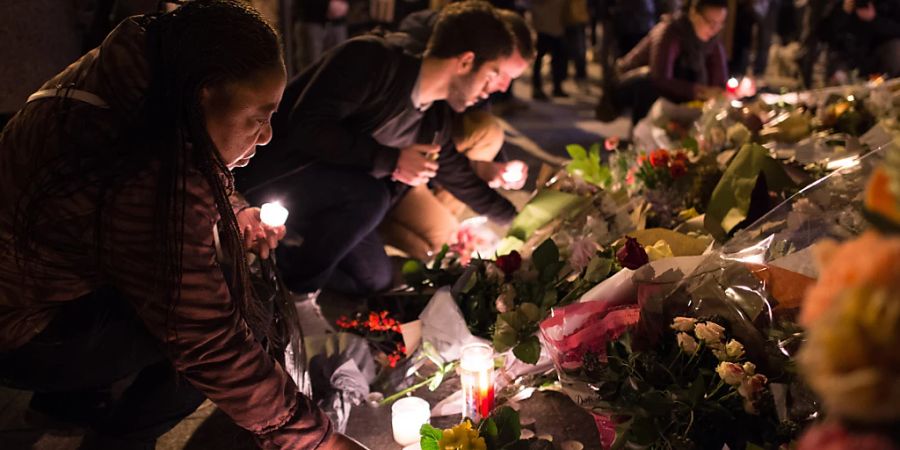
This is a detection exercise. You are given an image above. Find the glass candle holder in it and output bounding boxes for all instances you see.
[391,396,430,446]
[460,342,495,421]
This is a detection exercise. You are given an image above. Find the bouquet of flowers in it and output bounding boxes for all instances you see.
[573,316,797,449]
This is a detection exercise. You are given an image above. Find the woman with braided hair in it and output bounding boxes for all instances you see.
[0,1,363,448]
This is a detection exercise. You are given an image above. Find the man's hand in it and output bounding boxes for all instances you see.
[236,207,287,260]
[393,144,439,186]
[856,2,876,21]
[473,160,529,190]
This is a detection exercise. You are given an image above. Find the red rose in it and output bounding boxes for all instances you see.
[649,149,669,168]
[495,250,522,275]
[616,236,649,270]
[669,159,687,178]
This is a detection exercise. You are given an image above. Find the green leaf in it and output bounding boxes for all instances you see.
[585,256,613,282]
[478,417,499,449]
[566,144,588,161]
[420,423,443,450]
[431,244,450,270]
[493,316,518,352]
[490,406,522,446]
[682,136,699,154]
[704,143,794,241]
[513,335,541,364]
[532,239,559,273]
[541,289,558,309]
[518,303,542,323]
[428,369,445,391]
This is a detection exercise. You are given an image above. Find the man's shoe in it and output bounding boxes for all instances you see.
[532,89,549,101]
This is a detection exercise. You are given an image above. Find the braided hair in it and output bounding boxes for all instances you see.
[143,0,284,347]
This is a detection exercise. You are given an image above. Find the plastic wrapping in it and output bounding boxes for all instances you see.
[721,144,889,275]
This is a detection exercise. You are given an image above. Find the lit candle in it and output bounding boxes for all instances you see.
[460,343,495,421]
[501,161,526,186]
[391,396,431,446]
[260,201,289,227]
[726,77,739,95]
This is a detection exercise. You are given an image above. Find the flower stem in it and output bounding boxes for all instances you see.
[381,377,435,406]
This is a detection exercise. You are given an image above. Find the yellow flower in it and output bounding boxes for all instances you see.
[439,421,487,450]
[644,240,674,262]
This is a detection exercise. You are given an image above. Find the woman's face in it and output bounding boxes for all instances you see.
[201,66,286,169]
[689,6,727,42]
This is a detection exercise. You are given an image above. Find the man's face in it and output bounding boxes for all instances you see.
[486,49,529,95]
[446,54,501,112]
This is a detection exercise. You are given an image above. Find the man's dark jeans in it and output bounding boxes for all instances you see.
[0,289,205,449]
[243,163,396,296]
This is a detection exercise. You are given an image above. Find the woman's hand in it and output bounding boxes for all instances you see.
[236,207,287,259]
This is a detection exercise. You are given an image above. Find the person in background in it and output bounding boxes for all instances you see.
[821,0,900,81]
[384,6,535,261]
[235,1,517,300]
[0,1,363,448]
[565,0,591,93]
[729,0,780,77]
[531,0,570,99]
[598,0,728,124]
[294,0,350,71]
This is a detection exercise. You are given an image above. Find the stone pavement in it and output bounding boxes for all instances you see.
[0,63,625,450]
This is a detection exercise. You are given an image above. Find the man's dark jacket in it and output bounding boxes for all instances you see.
[235,34,516,223]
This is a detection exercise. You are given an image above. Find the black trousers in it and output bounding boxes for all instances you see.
[0,289,205,449]
[533,32,569,93]
[243,163,396,296]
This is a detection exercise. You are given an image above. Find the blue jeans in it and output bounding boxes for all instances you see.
[243,163,396,296]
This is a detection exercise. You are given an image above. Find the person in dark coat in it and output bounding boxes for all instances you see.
[235,1,517,298]
[0,1,363,448]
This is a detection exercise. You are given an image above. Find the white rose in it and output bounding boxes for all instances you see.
[676,332,699,355]
[725,339,745,360]
[715,361,745,386]
[694,322,726,347]
[670,317,697,332]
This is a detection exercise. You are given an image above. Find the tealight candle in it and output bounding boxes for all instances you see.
[391,396,431,446]
[460,342,495,421]
[260,201,289,227]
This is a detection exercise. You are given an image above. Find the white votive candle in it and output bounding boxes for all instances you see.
[391,396,431,446]
[260,201,289,227]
